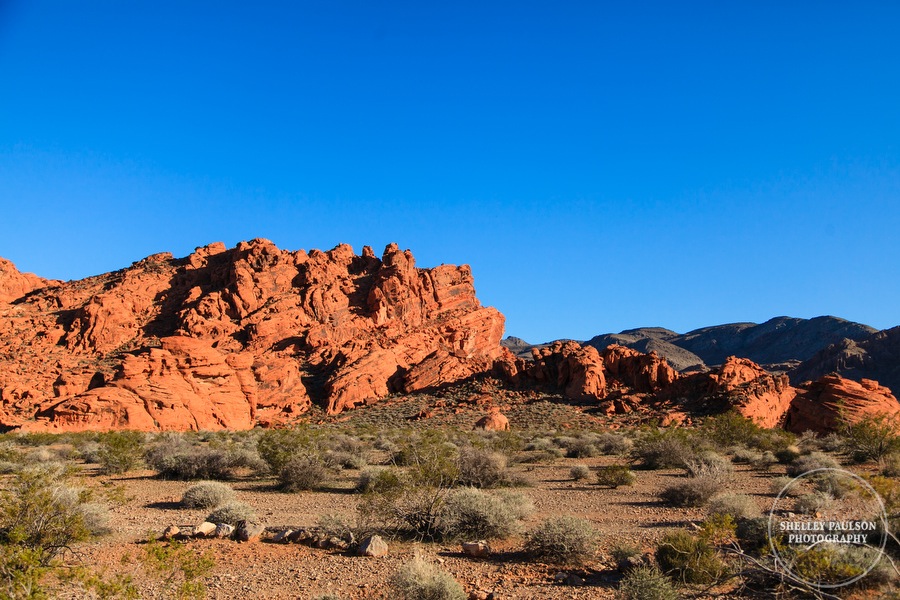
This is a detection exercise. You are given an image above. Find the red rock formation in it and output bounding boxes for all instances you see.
[601,345,678,393]
[0,241,505,431]
[707,357,795,427]
[784,374,900,434]
[0,258,54,304]
[524,341,607,401]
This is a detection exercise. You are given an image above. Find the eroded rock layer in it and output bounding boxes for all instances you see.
[0,241,505,431]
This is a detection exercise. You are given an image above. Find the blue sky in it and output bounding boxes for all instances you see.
[1,1,898,342]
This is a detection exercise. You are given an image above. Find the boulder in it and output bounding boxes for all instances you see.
[461,540,491,558]
[357,534,388,557]
[234,520,264,542]
[474,409,509,431]
[214,523,235,539]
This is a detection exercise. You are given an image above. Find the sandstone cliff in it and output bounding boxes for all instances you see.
[0,241,505,431]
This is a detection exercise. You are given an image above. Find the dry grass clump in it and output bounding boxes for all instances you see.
[660,478,720,507]
[206,502,257,526]
[437,488,532,541]
[181,481,235,509]
[390,556,466,600]
[525,515,598,565]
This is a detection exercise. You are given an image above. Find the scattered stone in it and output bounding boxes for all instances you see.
[235,520,264,542]
[214,523,234,539]
[357,535,388,557]
[162,525,180,540]
[193,521,217,538]
[461,541,491,558]
[554,572,584,586]
[288,528,312,544]
[272,529,294,543]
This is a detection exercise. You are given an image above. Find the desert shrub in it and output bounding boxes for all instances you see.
[775,445,801,464]
[656,530,727,584]
[524,437,556,452]
[683,451,732,481]
[145,435,257,480]
[0,441,21,474]
[787,543,897,588]
[206,502,256,526]
[279,454,329,492]
[143,536,215,599]
[842,413,900,462]
[750,450,777,471]
[632,429,695,470]
[811,471,855,498]
[564,437,598,458]
[819,432,846,453]
[390,556,466,600]
[736,516,769,551]
[701,411,765,449]
[882,451,900,477]
[785,451,839,477]
[570,464,590,481]
[660,478,720,507]
[616,565,679,600]
[525,515,598,565]
[96,430,145,474]
[707,494,760,521]
[181,481,235,509]
[731,448,761,464]
[75,440,103,464]
[596,432,633,455]
[316,513,355,543]
[794,492,834,515]
[610,541,645,574]
[323,450,367,470]
[357,466,449,541]
[596,465,636,488]
[698,513,737,545]
[256,426,320,473]
[0,465,92,562]
[456,446,508,488]
[355,467,402,493]
[437,488,531,541]
[770,476,794,497]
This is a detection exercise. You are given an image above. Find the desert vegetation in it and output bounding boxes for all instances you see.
[0,410,898,598]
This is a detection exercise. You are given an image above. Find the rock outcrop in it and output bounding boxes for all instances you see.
[0,241,505,431]
[784,374,900,434]
[523,341,607,401]
[601,345,678,393]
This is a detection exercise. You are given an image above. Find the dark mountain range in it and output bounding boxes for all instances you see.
[789,326,900,393]
[508,316,881,374]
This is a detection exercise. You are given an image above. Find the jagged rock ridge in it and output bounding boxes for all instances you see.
[0,241,504,431]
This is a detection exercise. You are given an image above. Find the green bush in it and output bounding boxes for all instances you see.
[256,426,320,473]
[632,430,695,470]
[437,488,531,541]
[181,481,235,509]
[842,413,900,462]
[616,565,680,600]
[390,556,466,600]
[700,411,764,449]
[525,515,598,565]
[96,430,145,474]
[660,478,720,507]
[656,530,727,584]
[596,465,636,488]
[206,502,256,526]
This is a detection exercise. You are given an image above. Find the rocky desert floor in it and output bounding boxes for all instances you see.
[4,394,897,600]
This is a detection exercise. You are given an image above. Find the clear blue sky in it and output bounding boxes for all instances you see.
[1,1,898,342]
